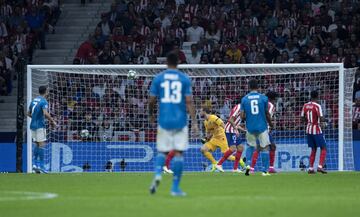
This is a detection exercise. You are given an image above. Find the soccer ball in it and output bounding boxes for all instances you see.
[127,70,138,80]
[80,129,90,139]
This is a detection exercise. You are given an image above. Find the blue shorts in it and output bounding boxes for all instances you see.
[226,133,244,146]
[307,134,326,149]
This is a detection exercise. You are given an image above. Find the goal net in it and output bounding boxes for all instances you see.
[26,64,356,173]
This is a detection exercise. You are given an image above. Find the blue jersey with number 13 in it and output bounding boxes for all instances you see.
[241,92,268,134]
[150,69,192,130]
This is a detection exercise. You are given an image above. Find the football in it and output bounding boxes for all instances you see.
[127,70,138,80]
[80,129,89,138]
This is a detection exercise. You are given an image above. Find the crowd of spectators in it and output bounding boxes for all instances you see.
[75,0,360,67]
[72,0,360,131]
[0,0,60,96]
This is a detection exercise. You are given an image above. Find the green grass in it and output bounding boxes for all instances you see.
[0,172,359,217]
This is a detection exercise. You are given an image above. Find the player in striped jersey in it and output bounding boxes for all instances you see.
[301,90,327,174]
[267,92,277,173]
[216,100,247,173]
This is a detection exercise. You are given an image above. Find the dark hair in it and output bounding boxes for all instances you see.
[167,51,179,67]
[248,79,258,90]
[202,106,211,114]
[266,91,277,101]
[311,90,319,99]
[39,86,47,95]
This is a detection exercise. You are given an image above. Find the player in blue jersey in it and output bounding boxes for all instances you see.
[241,79,273,176]
[149,52,198,196]
[27,86,56,173]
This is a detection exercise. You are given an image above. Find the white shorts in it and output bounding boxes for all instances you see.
[246,130,270,148]
[156,126,188,152]
[31,128,47,143]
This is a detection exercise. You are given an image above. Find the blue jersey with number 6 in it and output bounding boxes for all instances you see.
[241,91,268,134]
[29,96,49,130]
[150,69,192,130]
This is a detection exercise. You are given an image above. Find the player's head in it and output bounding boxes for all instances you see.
[266,91,278,102]
[248,79,258,91]
[201,107,211,117]
[39,86,48,96]
[166,51,179,68]
[311,90,319,100]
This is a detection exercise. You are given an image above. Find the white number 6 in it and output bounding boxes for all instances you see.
[250,100,259,115]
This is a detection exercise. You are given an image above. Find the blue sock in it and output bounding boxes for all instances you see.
[245,146,255,166]
[38,147,45,170]
[172,155,184,192]
[154,153,166,178]
[261,151,269,172]
[33,146,39,168]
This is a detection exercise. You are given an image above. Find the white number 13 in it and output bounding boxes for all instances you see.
[161,80,182,103]
[250,100,259,114]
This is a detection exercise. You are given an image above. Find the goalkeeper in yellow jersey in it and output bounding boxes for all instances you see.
[200,107,243,172]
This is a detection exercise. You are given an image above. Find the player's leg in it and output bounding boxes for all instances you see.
[171,127,189,196]
[258,131,271,176]
[150,127,171,194]
[316,134,327,174]
[31,130,39,172]
[163,150,175,174]
[268,143,277,173]
[233,145,244,173]
[307,134,317,174]
[245,132,257,176]
[36,128,47,173]
[200,141,217,171]
[216,134,235,171]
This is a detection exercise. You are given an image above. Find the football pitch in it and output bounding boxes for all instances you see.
[0,172,359,217]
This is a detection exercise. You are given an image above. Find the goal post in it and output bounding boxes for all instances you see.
[26,63,356,173]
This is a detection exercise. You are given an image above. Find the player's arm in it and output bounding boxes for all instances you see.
[27,110,32,118]
[300,105,307,123]
[317,106,327,128]
[266,109,274,128]
[265,100,274,128]
[148,95,157,123]
[43,109,56,127]
[214,117,225,129]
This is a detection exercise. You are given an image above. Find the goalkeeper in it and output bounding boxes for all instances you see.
[200,107,242,172]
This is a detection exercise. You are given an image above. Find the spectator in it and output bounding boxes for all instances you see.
[186,44,201,64]
[264,42,280,63]
[154,8,171,29]
[108,2,119,23]
[172,44,186,63]
[75,34,97,64]
[25,6,46,49]
[225,41,242,63]
[205,21,220,44]
[98,119,114,142]
[97,13,114,37]
[186,17,204,42]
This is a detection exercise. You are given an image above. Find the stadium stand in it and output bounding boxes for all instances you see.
[0,0,112,135]
[73,0,360,130]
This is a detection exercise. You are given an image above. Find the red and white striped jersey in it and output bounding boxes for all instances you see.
[268,102,275,118]
[224,104,242,133]
[301,101,323,134]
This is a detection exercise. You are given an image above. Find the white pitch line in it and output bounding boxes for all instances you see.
[0,191,58,201]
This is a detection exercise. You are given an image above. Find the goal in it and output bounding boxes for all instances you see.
[26,64,356,173]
